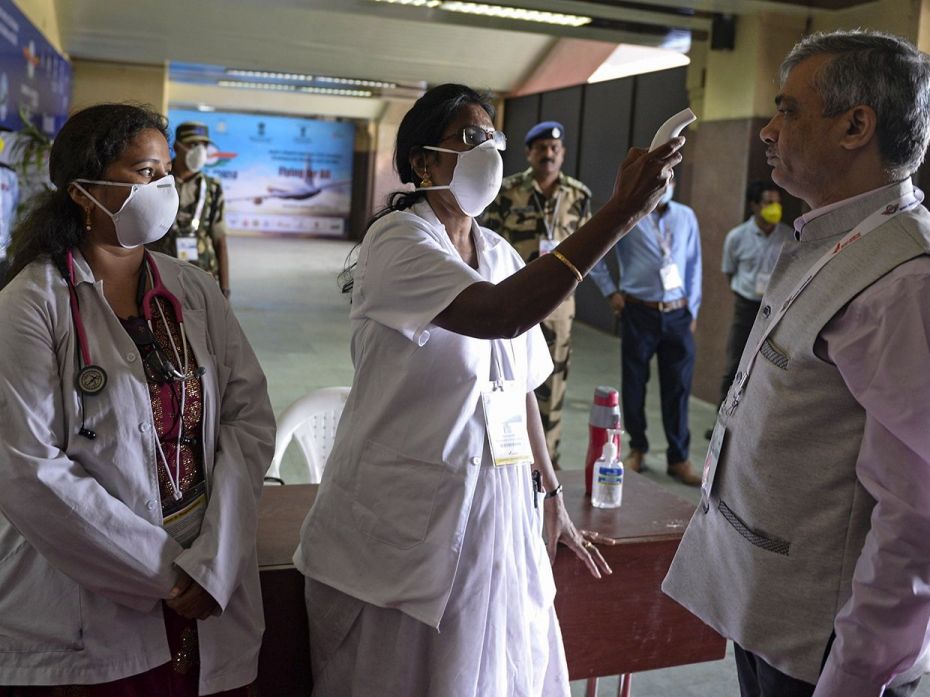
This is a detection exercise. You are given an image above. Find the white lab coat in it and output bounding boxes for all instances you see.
[0,250,275,695]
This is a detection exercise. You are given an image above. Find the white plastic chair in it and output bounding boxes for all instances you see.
[266,386,350,484]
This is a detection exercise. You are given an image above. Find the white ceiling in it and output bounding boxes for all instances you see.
[52,0,845,119]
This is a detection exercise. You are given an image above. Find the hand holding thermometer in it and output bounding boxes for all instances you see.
[649,108,697,152]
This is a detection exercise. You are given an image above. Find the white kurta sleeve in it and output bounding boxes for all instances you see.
[353,213,485,345]
[0,288,183,612]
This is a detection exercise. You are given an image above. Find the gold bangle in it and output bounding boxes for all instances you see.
[552,250,583,283]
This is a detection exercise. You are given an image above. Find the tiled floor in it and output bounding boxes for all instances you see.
[228,234,927,697]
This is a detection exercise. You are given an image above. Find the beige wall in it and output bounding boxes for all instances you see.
[811,0,921,39]
[698,12,807,123]
[70,59,168,114]
[11,0,61,53]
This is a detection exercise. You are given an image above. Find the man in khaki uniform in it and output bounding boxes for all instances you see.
[482,121,592,468]
[149,122,231,296]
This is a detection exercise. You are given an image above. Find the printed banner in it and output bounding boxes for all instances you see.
[168,108,355,237]
[0,0,70,136]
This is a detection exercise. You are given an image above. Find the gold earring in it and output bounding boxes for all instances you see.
[420,171,432,188]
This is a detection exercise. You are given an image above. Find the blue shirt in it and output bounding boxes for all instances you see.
[722,216,793,301]
[589,200,702,318]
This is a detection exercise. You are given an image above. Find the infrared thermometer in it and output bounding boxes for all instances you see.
[649,108,697,151]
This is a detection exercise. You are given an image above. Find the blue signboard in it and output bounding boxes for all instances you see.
[168,108,355,237]
[0,0,71,136]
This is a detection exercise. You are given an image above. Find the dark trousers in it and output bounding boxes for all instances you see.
[735,643,923,697]
[719,292,762,407]
[620,303,695,464]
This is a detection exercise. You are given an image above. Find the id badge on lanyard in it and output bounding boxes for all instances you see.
[653,214,683,291]
[480,341,533,467]
[481,380,533,467]
[162,481,207,548]
[538,238,558,256]
[755,271,772,296]
[660,261,684,291]
[176,236,199,262]
[701,421,727,510]
[536,190,562,258]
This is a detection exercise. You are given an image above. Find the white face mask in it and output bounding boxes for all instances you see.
[418,139,503,217]
[73,175,180,249]
[184,144,207,173]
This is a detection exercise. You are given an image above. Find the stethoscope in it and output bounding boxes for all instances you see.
[65,248,197,500]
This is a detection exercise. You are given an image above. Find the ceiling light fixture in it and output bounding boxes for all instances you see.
[225,69,315,81]
[316,76,397,89]
[440,1,590,26]
[218,80,299,91]
[217,80,372,97]
[373,0,591,27]
[300,86,374,97]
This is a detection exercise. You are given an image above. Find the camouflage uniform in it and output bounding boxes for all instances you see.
[148,173,227,284]
[482,168,592,466]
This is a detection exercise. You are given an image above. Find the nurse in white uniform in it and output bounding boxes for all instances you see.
[295,83,684,697]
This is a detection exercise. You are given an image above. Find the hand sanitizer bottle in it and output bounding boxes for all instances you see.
[591,429,623,509]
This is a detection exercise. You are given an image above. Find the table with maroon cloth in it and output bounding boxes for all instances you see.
[255,469,726,696]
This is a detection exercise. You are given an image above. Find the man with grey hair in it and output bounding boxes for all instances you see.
[663,29,930,697]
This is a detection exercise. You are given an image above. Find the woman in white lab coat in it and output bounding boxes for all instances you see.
[295,84,683,696]
[0,104,275,696]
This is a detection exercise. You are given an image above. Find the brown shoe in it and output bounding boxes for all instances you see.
[623,449,644,473]
[667,460,702,486]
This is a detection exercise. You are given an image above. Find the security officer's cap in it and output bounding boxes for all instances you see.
[525,121,564,147]
[175,122,214,146]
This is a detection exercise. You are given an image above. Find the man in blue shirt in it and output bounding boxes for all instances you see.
[589,185,702,485]
[715,181,793,416]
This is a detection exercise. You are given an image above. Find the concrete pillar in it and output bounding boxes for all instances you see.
[680,11,806,403]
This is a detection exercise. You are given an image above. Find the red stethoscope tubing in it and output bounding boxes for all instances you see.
[66,248,93,368]
[65,249,186,370]
[140,250,184,325]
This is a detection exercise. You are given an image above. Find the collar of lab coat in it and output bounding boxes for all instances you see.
[411,199,505,257]
[69,247,193,311]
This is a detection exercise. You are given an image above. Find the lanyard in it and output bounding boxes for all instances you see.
[489,339,516,387]
[532,189,562,241]
[728,188,923,414]
[190,176,208,232]
[647,211,673,259]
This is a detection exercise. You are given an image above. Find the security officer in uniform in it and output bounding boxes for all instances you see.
[149,122,231,296]
[482,121,592,468]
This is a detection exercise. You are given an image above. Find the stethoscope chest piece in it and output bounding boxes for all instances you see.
[77,364,108,395]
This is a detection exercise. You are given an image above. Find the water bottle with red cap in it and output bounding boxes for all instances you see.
[585,386,622,495]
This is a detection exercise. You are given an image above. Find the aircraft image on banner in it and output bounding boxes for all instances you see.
[226,156,351,206]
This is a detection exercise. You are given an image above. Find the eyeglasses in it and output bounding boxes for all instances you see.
[439,126,507,151]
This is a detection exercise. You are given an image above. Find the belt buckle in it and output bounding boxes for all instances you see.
[658,300,667,312]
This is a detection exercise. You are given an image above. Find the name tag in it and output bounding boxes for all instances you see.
[538,238,558,256]
[660,262,683,291]
[755,271,771,296]
[701,422,727,511]
[176,236,199,263]
[481,380,533,467]
[163,483,207,548]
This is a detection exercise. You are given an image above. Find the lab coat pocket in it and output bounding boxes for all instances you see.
[352,439,444,550]
[0,538,84,652]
